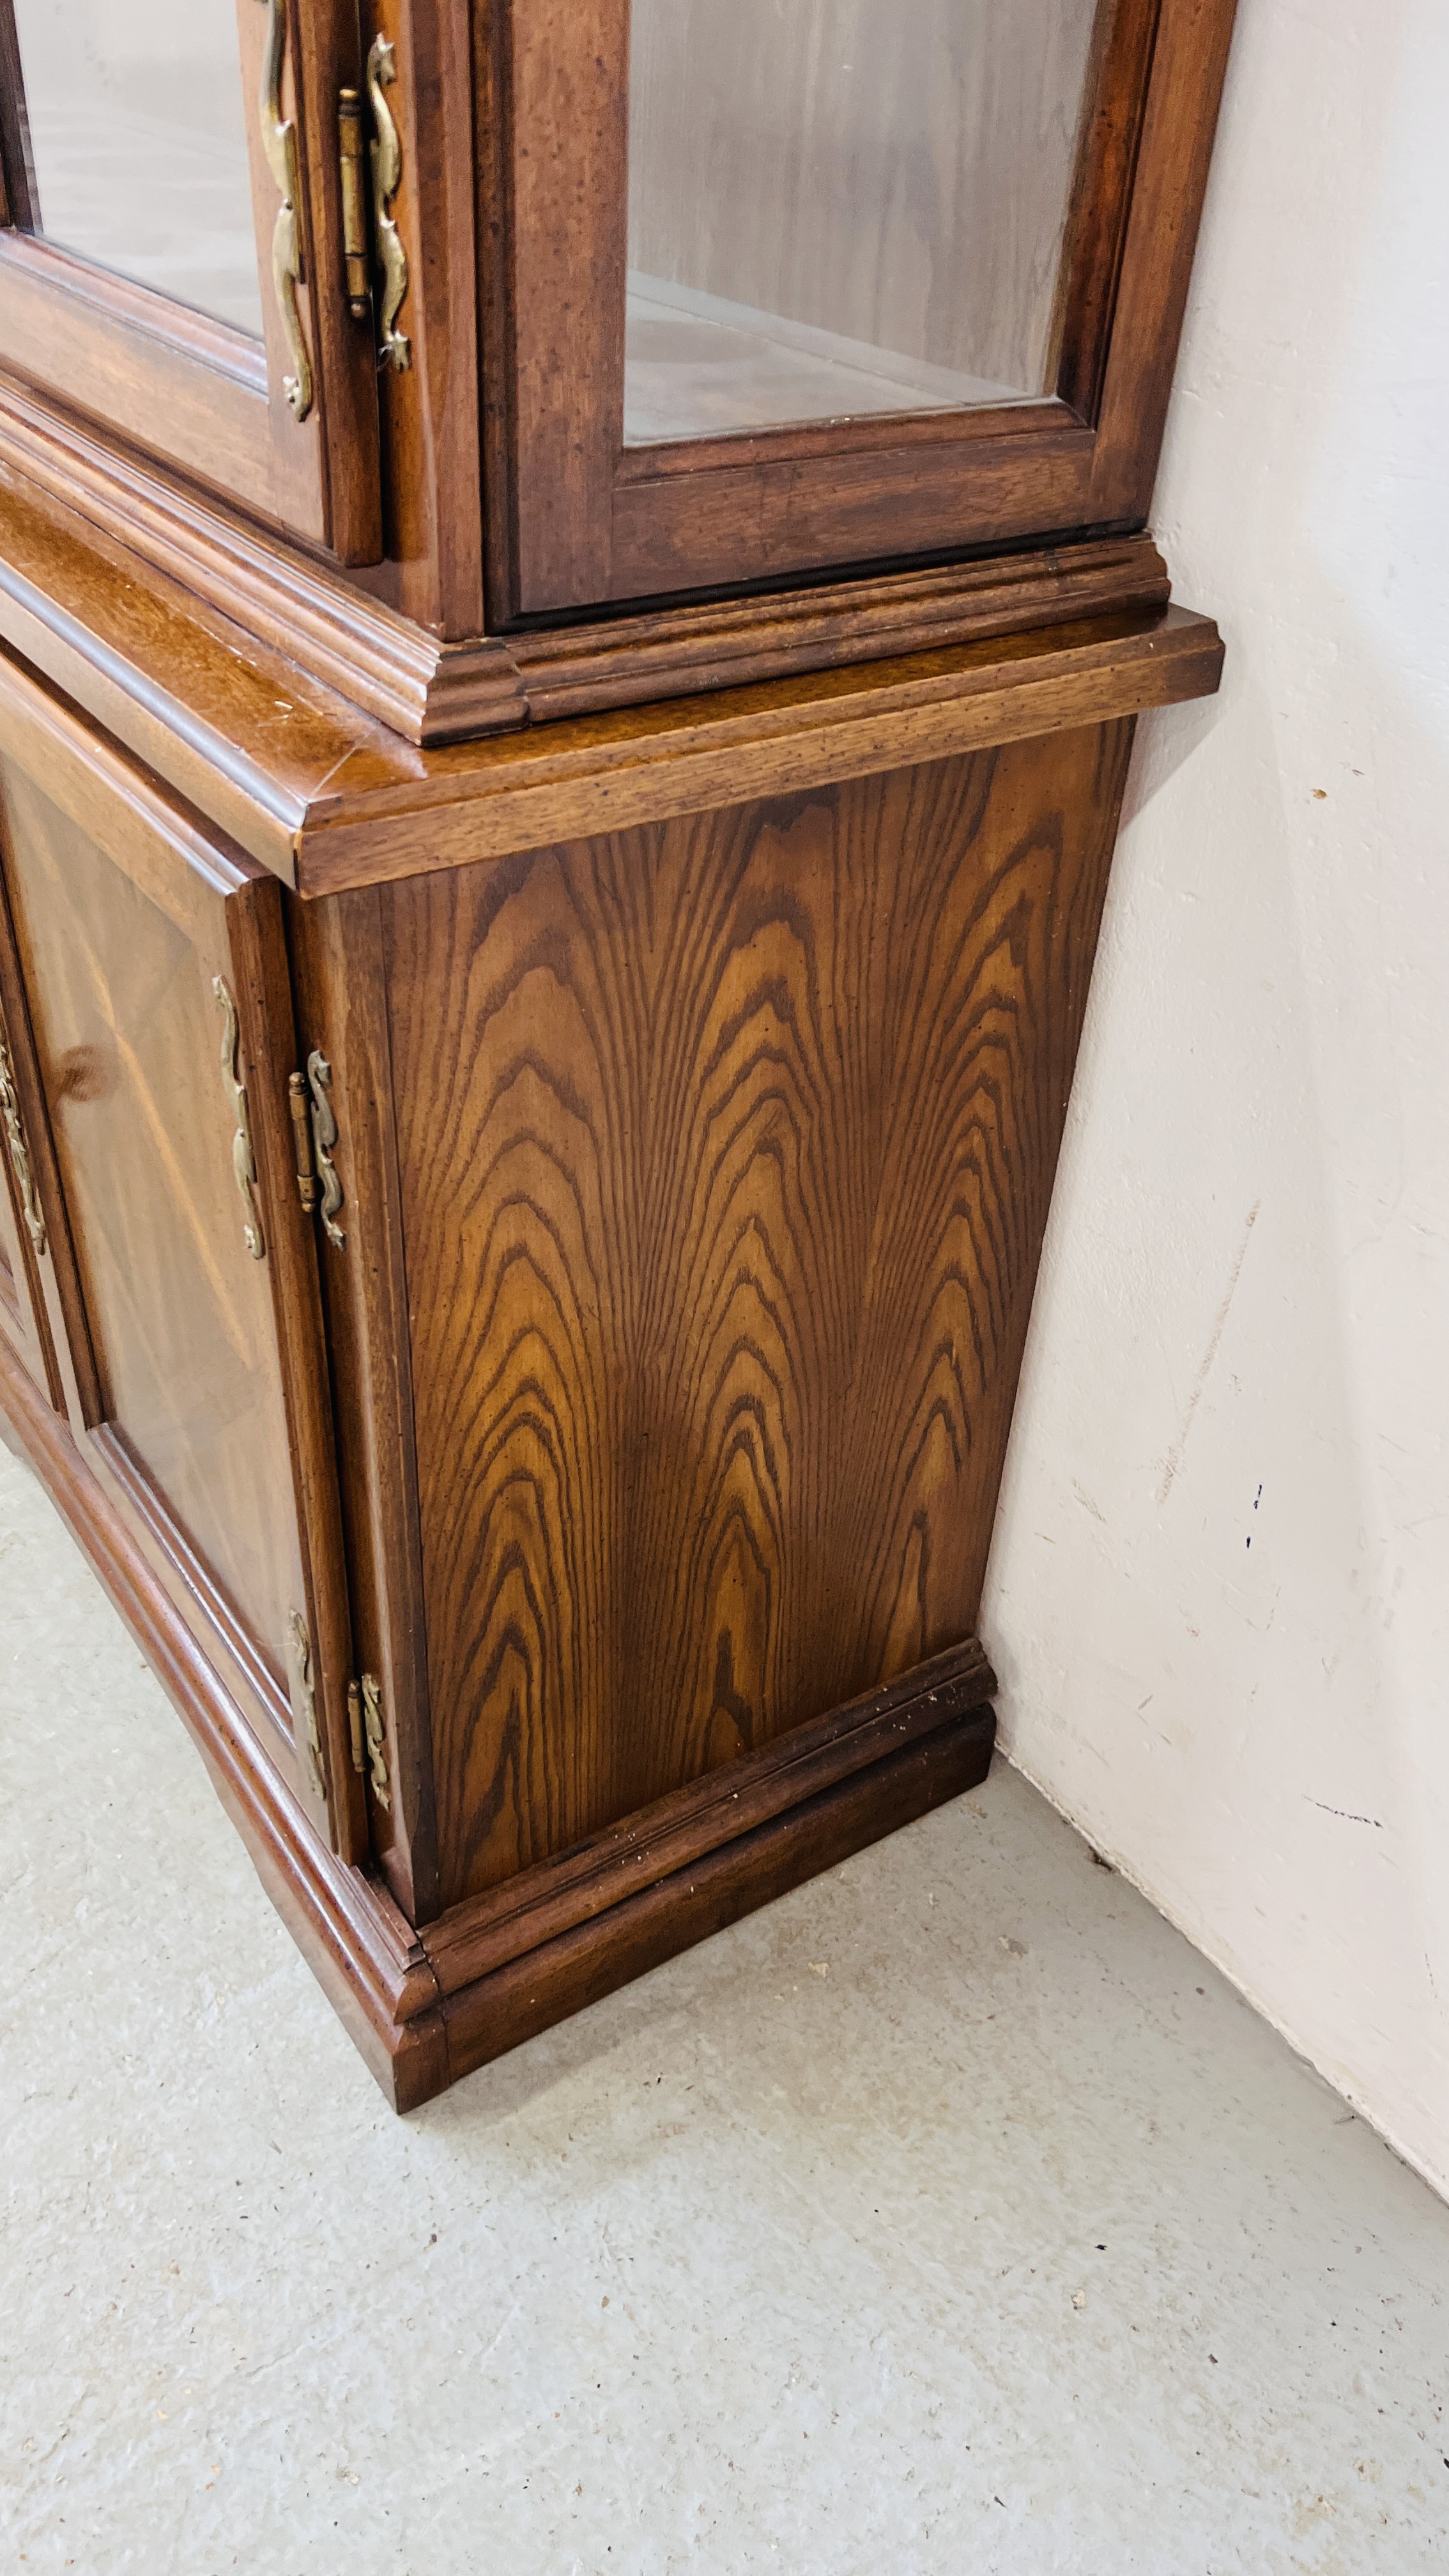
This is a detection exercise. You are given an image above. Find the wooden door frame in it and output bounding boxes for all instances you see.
[0,0,382,564]
[481,0,1238,621]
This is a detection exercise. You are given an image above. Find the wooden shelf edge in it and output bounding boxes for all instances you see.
[298,603,1224,895]
[0,1330,996,2114]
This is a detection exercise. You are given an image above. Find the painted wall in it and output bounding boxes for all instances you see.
[983,0,1449,2198]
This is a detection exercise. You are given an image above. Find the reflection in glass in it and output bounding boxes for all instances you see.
[627,0,1103,445]
[9,0,263,336]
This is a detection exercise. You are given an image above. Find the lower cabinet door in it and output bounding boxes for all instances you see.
[0,652,364,1859]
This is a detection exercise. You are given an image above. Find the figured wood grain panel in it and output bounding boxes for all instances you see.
[384,722,1133,1907]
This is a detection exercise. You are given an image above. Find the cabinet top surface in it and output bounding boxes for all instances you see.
[0,443,1222,904]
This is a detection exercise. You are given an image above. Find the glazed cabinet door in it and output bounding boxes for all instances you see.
[484,0,1238,613]
[0,650,365,1858]
[0,0,385,564]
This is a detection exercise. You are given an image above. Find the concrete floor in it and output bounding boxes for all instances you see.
[3,1441,1448,2575]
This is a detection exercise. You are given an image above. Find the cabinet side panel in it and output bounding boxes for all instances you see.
[385,723,1132,1906]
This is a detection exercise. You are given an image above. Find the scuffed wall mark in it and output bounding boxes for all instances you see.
[1157,1200,1262,1505]
[1306,1798,1384,1829]
[1071,1480,1108,1524]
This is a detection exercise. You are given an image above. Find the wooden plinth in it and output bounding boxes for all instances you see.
[0,1328,994,2111]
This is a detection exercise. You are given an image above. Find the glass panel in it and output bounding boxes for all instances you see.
[9,0,263,335]
[627,0,1104,445]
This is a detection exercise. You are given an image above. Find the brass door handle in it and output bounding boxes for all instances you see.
[212,978,266,1262]
[367,38,412,373]
[257,6,413,410]
[257,0,314,421]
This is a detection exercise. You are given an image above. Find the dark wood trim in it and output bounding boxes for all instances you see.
[291,0,386,568]
[366,0,487,636]
[0,1322,995,2112]
[437,1710,995,2093]
[296,603,1224,894]
[0,237,269,394]
[500,537,1171,718]
[487,0,628,620]
[605,422,1099,604]
[1055,0,1163,425]
[229,877,367,1862]
[609,397,1084,486]
[0,464,1220,903]
[0,0,38,233]
[0,374,1182,750]
[286,880,444,1923]
[1085,0,1239,523]
[0,369,519,746]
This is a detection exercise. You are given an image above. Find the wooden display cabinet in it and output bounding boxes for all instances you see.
[0,0,1236,2106]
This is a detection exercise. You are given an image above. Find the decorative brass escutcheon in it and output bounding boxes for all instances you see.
[367,36,411,372]
[257,0,314,420]
[212,978,266,1262]
[289,1609,326,1802]
[306,1051,346,1248]
[349,1674,392,1811]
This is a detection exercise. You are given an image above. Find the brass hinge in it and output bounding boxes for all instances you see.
[348,1673,392,1811]
[338,88,371,320]
[337,38,411,372]
[288,1052,345,1247]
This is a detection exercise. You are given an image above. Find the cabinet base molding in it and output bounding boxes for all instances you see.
[0,1327,995,2113]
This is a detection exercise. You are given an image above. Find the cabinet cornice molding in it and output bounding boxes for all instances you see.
[0,374,1186,753]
